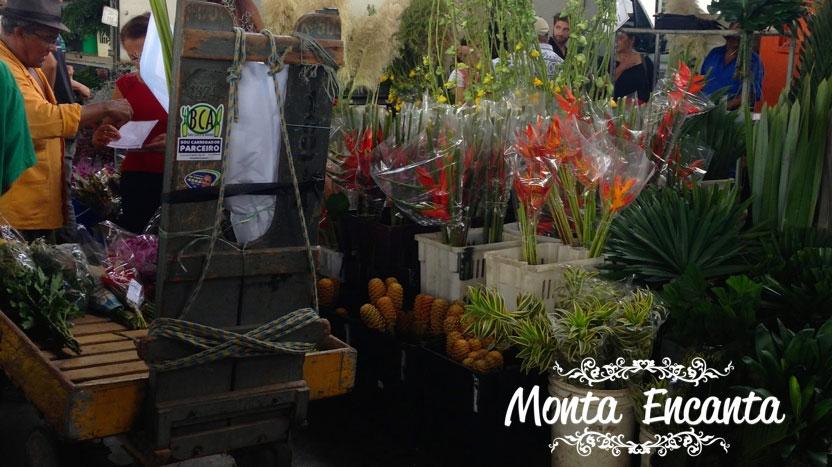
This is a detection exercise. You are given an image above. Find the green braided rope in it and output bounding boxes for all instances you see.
[177,28,246,321]
[263,29,319,312]
[146,308,319,370]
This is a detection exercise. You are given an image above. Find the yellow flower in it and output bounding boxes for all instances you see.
[533,77,543,87]
[483,74,493,85]
[390,74,395,81]
[477,89,485,97]
[437,95,448,103]
[555,85,562,93]
[395,103,402,111]
[476,62,482,71]
[548,80,555,89]
[475,96,481,105]
[425,73,432,81]
[445,81,455,89]
[380,74,389,83]
[409,70,416,78]
[514,43,523,52]
[530,50,541,58]
[609,99,617,108]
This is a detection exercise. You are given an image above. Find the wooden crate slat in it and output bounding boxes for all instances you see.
[72,316,111,325]
[64,361,150,383]
[116,329,149,339]
[75,340,137,356]
[72,322,130,336]
[54,350,141,371]
[76,371,149,387]
[76,333,130,345]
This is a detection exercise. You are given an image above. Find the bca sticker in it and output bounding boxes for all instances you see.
[184,170,220,189]
[177,104,224,161]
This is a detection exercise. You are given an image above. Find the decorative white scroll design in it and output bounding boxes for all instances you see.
[550,428,730,457]
[551,357,734,387]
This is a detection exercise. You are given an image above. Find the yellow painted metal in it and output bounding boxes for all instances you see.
[303,336,357,400]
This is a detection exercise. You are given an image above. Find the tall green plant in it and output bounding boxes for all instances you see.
[602,185,759,285]
[749,76,832,229]
[791,0,832,101]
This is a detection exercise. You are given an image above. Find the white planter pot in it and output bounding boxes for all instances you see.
[485,243,604,310]
[318,246,345,281]
[415,227,520,301]
[639,424,656,467]
[549,376,636,467]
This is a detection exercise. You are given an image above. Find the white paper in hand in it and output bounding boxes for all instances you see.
[107,120,159,149]
[140,12,171,113]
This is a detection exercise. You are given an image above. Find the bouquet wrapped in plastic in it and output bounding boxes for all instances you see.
[28,239,95,309]
[71,164,121,221]
[327,103,391,217]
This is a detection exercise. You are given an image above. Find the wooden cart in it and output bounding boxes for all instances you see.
[0,311,355,442]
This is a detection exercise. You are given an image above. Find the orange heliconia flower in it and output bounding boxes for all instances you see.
[600,174,637,213]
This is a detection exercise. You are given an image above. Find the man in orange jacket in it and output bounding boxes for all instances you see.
[0,0,133,239]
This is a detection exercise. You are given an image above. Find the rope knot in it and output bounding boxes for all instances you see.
[260,29,285,76]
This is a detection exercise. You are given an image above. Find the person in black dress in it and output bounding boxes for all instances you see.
[613,30,654,104]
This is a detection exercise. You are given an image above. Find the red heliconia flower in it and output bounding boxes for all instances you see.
[600,174,637,213]
[669,62,706,112]
[556,87,581,118]
[415,165,451,221]
[513,161,552,214]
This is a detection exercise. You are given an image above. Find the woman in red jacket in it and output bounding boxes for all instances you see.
[93,13,167,233]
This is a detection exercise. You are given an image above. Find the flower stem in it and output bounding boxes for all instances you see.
[588,210,613,258]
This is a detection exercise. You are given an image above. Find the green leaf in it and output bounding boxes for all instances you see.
[789,375,802,419]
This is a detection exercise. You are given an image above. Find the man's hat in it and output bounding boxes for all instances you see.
[534,16,549,37]
[0,0,71,33]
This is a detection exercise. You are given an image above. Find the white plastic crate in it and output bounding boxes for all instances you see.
[317,246,345,281]
[484,242,605,310]
[415,227,521,302]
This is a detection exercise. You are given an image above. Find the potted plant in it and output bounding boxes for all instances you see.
[463,268,666,467]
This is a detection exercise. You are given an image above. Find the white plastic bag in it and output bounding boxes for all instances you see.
[140,12,171,113]
[224,62,289,243]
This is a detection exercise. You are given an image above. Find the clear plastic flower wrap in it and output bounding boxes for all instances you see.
[0,215,34,272]
[477,98,519,244]
[638,62,713,181]
[665,135,715,188]
[506,113,557,264]
[328,104,391,217]
[588,133,654,257]
[28,238,95,310]
[371,103,471,244]
[71,165,122,221]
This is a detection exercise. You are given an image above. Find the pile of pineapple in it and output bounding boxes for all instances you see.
[353,278,504,373]
[359,277,404,332]
[317,276,341,308]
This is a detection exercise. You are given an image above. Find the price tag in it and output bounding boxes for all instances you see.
[126,279,142,306]
[101,6,119,28]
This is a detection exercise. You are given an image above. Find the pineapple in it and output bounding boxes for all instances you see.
[452,299,466,308]
[375,296,397,329]
[330,276,341,299]
[447,304,465,318]
[485,350,504,369]
[448,339,470,361]
[387,282,404,311]
[467,338,482,352]
[317,278,336,307]
[368,278,386,304]
[414,294,433,324]
[442,314,461,335]
[360,303,384,331]
[473,359,490,373]
[430,299,449,335]
[384,277,398,288]
[462,357,475,367]
[335,307,348,317]
[412,320,430,337]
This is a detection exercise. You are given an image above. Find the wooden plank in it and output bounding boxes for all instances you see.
[78,340,138,355]
[64,361,150,383]
[72,322,130,336]
[53,350,141,371]
[0,311,73,437]
[182,29,343,66]
[117,329,149,339]
[76,332,129,345]
[165,248,310,282]
[72,316,111,325]
[77,371,149,387]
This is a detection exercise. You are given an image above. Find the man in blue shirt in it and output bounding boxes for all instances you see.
[701,23,764,110]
